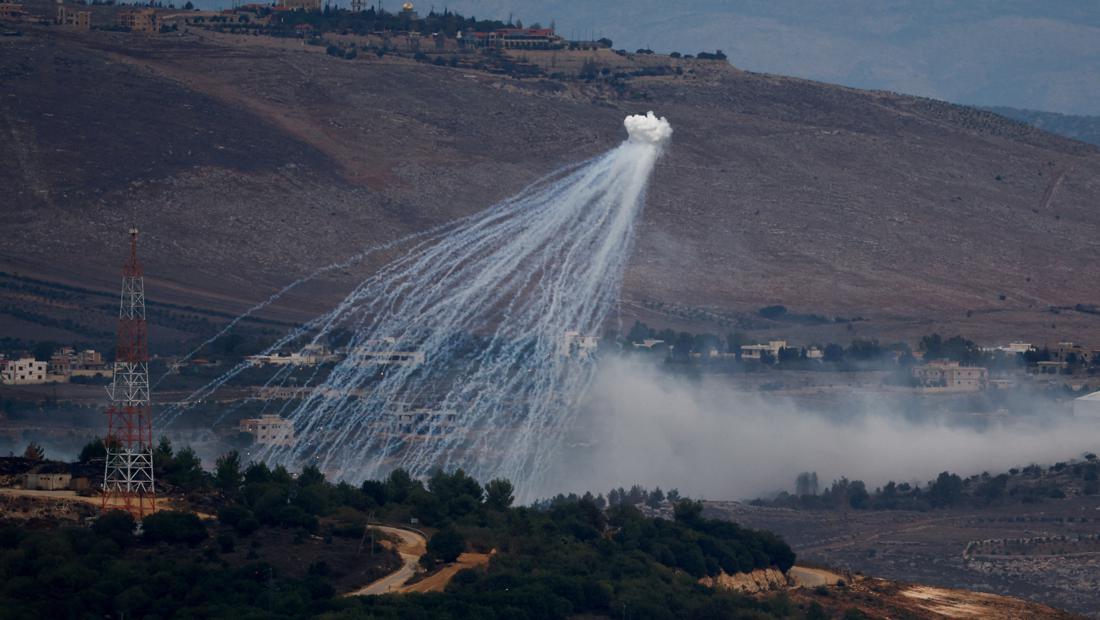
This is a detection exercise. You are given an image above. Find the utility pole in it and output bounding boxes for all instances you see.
[102,227,156,518]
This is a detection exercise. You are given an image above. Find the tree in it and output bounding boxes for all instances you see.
[847,480,869,509]
[385,469,418,503]
[758,305,787,320]
[648,487,665,507]
[726,332,748,357]
[673,499,704,526]
[163,446,206,491]
[626,320,653,344]
[823,343,845,363]
[928,471,964,508]
[778,347,802,363]
[215,451,242,494]
[426,526,465,563]
[142,511,207,545]
[23,442,44,461]
[484,478,514,510]
[153,436,173,465]
[33,341,55,362]
[79,437,113,462]
[92,509,136,547]
[846,339,883,361]
[795,472,819,496]
[183,0,193,8]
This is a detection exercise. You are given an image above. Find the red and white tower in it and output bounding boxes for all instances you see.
[102,227,156,517]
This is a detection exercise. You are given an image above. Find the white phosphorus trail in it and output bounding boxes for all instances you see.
[166,112,671,497]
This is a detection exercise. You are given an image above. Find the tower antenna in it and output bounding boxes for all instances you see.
[102,226,156,518]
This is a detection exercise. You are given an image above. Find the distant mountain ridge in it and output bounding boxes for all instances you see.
[985,106,1100,147]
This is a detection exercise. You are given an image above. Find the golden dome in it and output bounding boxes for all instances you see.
[402,2,414,10]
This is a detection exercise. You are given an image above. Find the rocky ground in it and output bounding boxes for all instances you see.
[709,496,1100,617]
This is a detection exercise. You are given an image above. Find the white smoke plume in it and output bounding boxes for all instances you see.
[624,111,673,145]
[547,359,1100,500]
[170,115,672,499]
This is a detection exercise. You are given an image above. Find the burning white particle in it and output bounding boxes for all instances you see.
[624,111,673,145]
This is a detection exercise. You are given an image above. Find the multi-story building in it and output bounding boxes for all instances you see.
[1048,341,1095,365]
[55,5,90,29]
[1,358,48,385]
[911,361,988,391]
[48,347,111,380]
[239,414,296,446]
[473,27,565,50]
[559,331,599,360]
[117,8,158,32]
[390,404,457,436]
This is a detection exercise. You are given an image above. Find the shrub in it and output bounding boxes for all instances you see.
[142,511,207,546]
[92,510,135,547]
[427,526,465,563]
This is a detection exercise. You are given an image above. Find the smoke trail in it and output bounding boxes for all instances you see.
[175,113,671,497]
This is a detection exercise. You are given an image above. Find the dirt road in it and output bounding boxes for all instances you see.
[399,552,492,594]
[345,526,428,597]
[0,488,190,513]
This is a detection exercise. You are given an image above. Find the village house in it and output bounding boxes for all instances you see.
[473,27,565,50]
[48,347,112,381]
[349,338,425,367]
[741,340,787,361]
[23,463,71,491]
[276,0,321,11]
[239,414,296,446]
[117,8,158,32]
[55,5,90,29]
[390,404,458,436]
[911,360,988,391]
[559,331,599,360]
[246,343,336,367]
[1,357,48,385]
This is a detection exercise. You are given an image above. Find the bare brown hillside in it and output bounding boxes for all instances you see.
[3,26,1100,348]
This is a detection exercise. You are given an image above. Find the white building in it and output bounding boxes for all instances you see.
[239,414,296,446]
[246,344,337,368]
[1,358,48,385]
[350,338,425,367]
[741,340,787,361]
[560,331,599,360]
[390,404,458,436]
[982,341,1034,355]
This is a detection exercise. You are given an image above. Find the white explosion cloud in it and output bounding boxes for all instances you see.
[624,111,673,145]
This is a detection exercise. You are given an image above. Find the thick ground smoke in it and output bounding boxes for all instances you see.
[551,359,1100,500]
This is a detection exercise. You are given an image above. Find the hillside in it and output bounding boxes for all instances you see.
[986,106,1100,147]
[3,25,1100,350]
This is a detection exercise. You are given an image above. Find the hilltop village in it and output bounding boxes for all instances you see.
[0,0,726,81]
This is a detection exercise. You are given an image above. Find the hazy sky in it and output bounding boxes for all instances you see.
[433,0,1100,116]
